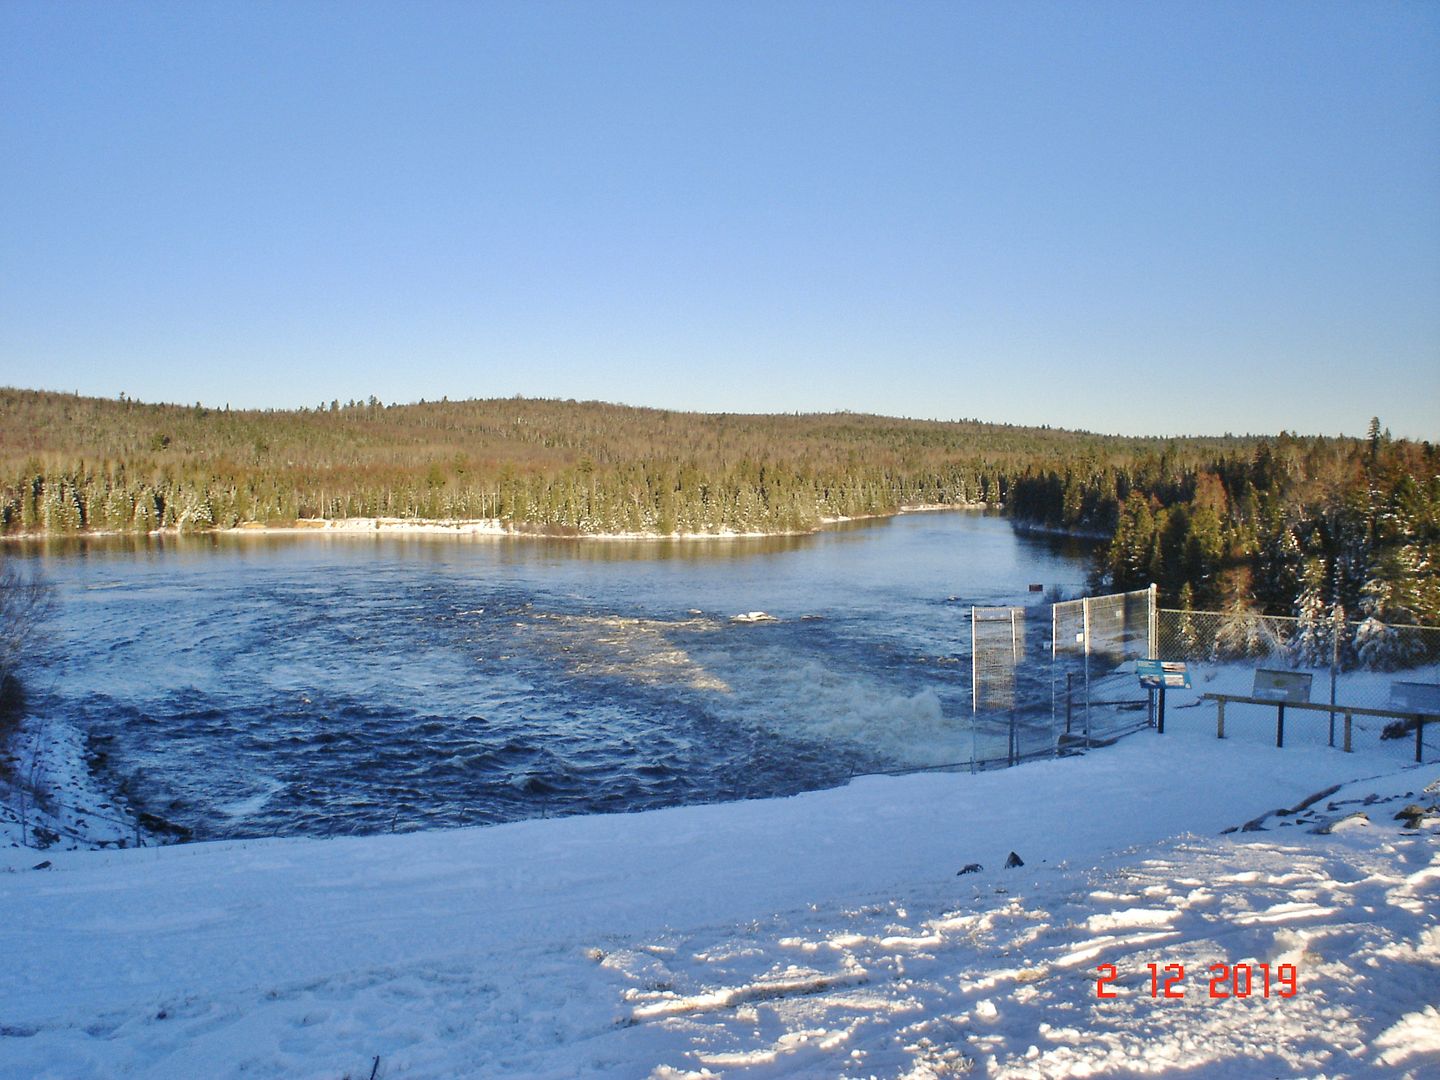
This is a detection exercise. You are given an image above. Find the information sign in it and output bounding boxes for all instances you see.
[1136,659,1191,690]
[1252,669,1312,704]
[1391,681,1440,716]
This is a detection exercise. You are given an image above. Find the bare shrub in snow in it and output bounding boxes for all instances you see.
[0,559,55,739]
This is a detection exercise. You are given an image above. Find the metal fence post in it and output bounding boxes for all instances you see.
[1065,672,1073,735]
[970,606,978,715]
[1216,698,1225,740]
[1329,614,1340,747]
[1082,597,1092,748]
[1051,600,1059,737]
[1148,583,1158,660]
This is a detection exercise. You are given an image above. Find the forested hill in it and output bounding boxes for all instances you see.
[2,389,1436,625]
[0,387,1243,535]
[1010,425,1440,627]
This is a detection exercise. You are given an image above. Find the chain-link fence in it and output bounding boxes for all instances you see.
[901,588,1440,784]
[971,605,1050,767]
[1155,608,1440,761]
[965,588,1157,768]
[1050,587,1156,746]
[972,606,1025,713]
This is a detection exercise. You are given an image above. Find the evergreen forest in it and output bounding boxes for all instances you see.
[2,389,1436,626]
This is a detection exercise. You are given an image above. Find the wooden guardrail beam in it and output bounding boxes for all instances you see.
[1199,693,1433,763]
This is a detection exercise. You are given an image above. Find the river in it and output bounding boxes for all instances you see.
[12,511,1096,840]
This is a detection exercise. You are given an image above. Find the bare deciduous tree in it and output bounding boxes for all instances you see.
[0,559,54,725]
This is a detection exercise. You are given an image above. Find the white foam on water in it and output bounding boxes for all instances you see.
[214,779,286,819]
[726,658,972,768]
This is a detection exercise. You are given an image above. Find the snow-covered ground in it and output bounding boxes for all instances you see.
[1,714,139,852]
[3,729,1437,1078]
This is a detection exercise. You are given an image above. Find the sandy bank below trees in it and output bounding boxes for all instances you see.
[2,503,991,543]
[227,503,987,540]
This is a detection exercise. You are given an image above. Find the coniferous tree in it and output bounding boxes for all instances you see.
[1182,506,1226,608]
[1291,559,1334,667]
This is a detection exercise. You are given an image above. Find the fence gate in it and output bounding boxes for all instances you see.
[972,606,1024,712]
[972,605,1035,766]
[1052,586,1157,743]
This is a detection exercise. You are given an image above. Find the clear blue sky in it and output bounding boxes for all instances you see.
[3,1,1437,439]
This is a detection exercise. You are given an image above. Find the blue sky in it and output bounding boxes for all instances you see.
[3,1,1437,438]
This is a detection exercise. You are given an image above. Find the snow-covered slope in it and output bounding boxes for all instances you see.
[3,732,1437,1078]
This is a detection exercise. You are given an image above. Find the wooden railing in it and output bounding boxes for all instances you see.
[1199,693,1434,762]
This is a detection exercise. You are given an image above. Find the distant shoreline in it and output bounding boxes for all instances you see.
[1008,519,1112,542]
[0,502,992,543]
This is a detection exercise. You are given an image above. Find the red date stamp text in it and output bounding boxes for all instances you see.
[1095,962,1299,999]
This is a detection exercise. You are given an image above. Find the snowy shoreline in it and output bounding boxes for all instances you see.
[0,713,143,852]
[0,502,991,544]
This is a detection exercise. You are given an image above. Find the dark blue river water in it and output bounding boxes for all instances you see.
[15,512,1093,840]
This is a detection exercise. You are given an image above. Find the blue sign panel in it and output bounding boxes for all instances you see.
[1137,659,1191,690]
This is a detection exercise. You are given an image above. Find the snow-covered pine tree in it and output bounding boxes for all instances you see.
[1213,601,1280,661]
[1175,583,1202,657]
[1354,615,1403,671]
[1328,603,1351,671]
[1353,575,1422,670]
[1291,559,1333,667]
[1107,496,1156,591]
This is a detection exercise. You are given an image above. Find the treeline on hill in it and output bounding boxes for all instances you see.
[0,388,1230,536]
[1,389,1436,625]
[1008,421,1440,626]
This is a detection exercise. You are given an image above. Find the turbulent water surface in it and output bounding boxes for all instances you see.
[17,512,1094,840]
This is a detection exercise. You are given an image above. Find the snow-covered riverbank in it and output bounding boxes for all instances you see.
[3,730,1436,1078]
[0,713,141,851]
[1,503,994,545]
